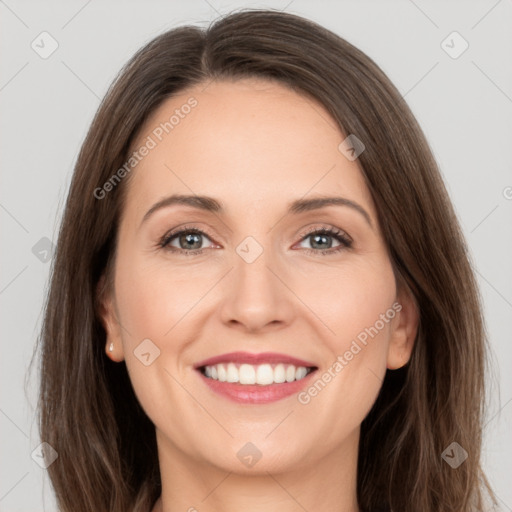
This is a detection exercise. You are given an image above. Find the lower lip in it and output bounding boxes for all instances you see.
[197,370,317,404]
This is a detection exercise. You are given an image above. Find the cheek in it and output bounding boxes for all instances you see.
[291,255,397,346]
[114,254,204,343]
[112,255,196,431]
[293,259,396,423]
[112,250,212,394]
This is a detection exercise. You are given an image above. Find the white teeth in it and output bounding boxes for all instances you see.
[226,363,239,383]
[217,364,227,382]
[274,363,286,383]
[202,362,312,386]
[295,366,308,380]
[239,364,256,384]
[256,364,274,385]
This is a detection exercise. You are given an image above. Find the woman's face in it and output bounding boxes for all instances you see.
[101,78,417,475]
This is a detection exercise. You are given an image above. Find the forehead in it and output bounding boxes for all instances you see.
[124,78,375,222]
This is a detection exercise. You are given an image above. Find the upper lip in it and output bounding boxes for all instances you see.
[194,351,318,369]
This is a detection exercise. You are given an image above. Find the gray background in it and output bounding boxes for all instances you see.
[1,0,511,510]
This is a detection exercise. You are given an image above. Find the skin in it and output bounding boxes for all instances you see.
[99,78,419,512]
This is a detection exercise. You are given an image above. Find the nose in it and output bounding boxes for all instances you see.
[218,241,296,333]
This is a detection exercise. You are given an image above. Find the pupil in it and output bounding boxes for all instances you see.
[181,233,201,250]
[311,234,331,250]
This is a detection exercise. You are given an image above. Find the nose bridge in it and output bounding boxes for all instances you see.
[219,233,293,331]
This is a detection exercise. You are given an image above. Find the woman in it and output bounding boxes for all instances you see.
[35,8,496,512]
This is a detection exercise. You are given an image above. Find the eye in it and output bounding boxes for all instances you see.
[295,226,353,256]
[158,226,216,255]
[157,224,353,256]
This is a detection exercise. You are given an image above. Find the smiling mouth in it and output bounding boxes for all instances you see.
[198,362,317,386]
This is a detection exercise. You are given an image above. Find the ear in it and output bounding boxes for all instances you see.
[386,283,419,370]
[97,274,125,363]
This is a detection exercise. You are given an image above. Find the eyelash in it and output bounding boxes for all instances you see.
[157,224,353,256]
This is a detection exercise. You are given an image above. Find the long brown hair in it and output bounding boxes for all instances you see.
[31,8,496,512]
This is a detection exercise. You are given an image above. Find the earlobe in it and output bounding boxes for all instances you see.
[96,274,125,363]
[105,339,124,363]
[386,286,419,370]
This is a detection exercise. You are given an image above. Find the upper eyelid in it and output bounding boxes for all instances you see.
[300,225,352,241]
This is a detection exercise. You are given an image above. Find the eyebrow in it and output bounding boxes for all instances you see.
[140,194,373,229]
